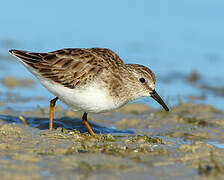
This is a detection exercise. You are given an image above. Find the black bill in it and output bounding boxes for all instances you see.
[151,90,169,111]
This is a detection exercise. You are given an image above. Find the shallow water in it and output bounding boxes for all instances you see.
[0,1,224,179]
[208,142,224,149]
[0,0,224,111]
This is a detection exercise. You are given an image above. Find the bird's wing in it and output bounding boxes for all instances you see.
[9,48,124,89]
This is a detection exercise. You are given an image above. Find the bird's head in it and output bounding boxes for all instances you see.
[125,64,169,111]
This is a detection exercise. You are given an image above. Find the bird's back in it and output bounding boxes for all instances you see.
[9,48,124,89]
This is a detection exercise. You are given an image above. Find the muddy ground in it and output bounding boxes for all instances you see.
[0,102,224,180]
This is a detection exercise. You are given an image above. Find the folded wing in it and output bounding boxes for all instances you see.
[9,48,123,89]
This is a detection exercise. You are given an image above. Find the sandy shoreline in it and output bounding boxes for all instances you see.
[0,103,224,179]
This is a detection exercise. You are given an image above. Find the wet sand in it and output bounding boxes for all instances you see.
[0,103,224,179]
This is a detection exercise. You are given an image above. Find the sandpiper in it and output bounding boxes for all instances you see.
[9,48,169,135]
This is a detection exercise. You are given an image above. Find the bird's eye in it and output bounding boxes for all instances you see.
[139,78,146,83]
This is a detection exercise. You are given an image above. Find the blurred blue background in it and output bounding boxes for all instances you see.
[0,0,223,110]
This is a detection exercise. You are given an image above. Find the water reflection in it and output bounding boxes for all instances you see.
[0,115,134,134]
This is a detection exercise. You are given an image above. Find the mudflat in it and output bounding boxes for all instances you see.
[0,103,224,179]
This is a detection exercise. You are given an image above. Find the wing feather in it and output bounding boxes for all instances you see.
[9,48,124,89]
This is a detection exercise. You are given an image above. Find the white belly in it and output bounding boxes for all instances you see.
[39,78,121,113]
[23,66,124,113]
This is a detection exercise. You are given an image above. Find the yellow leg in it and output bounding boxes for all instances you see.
[49,97,58,130]
[82,112,96,136]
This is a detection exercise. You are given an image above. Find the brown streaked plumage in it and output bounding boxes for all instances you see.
[9,48,169,136]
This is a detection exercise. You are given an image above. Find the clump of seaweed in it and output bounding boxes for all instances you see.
[57,128,163,156]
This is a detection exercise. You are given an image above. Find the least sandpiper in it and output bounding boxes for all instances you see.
[9,48,169,135]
